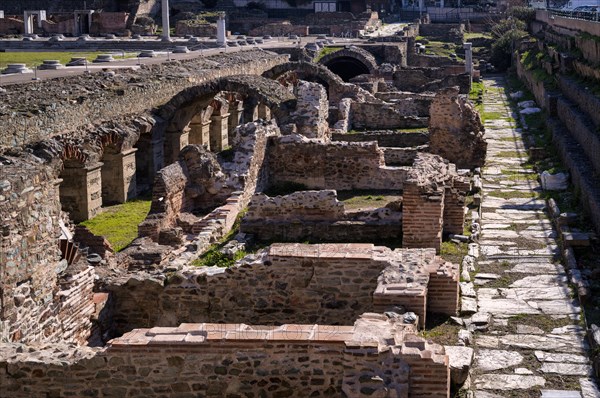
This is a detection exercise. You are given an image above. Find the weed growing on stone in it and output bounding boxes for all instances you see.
[313,46,343,62]
[487,190,538,199]
[440,241,468,264]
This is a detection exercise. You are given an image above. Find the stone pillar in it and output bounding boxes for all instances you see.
[189,115,211,149]
[210,114,230,152]
[101,148,138,205]
[216,12,226,46]
[402,183,445,253]
[443,187,465,235]
[0,11,5,19]
[463,42,473,76]
[440,0,444,8]
[164,128,189,165]
[228,101,244,141]
[59,162,103,223]
[418,0,424,12]
[161,0,171,41]
[257,103,271,120]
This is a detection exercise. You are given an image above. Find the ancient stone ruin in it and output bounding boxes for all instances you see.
[0,18,503,395]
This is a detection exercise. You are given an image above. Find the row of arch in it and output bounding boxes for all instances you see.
[41,59,381,224]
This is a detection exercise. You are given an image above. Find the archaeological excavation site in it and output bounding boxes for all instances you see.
[1,1,600,397]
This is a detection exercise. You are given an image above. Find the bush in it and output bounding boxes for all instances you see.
[489,22,528,71]
[509,6,536,23]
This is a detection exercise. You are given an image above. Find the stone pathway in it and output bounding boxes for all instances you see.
[468,77,599,397]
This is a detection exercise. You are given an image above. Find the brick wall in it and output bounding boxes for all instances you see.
[0,315,450,398]
[0,155,96,345]
[402,183,445,252]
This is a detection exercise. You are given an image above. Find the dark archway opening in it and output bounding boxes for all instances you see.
[323,57,370,82]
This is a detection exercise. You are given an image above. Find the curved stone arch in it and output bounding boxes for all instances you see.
[261,61,346,94]
[158,75,297,130]
[318,47,379,82]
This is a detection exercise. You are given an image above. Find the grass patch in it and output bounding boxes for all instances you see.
[481,111,505,121]
[486,190,539,199]
[0,51,135,68]
[336,189,401,210]
[80,200,151,252]
[494,150,525,158]
[314,46,343,62]
[192,208,248,268]
[395,127,428,133]
[440,241,468,264]
[420,313,460,346]
[507,313,575,333]
[464,32,492,40]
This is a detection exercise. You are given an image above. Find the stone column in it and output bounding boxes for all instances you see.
[161,0,171,41]
[59,162,103,222]
[0,11,5,19]
[440,0,444,8]
[402,183,445,253]
[101,148,138,205]
[463,42,473,76]
[164,128,189,165]
[418,0,424,13]
[257,103,271,120]
[189,115,211,149]
[228,101,244,141]
[210,114,230,152]
[216,12,226,46]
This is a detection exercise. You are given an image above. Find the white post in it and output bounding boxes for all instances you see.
[216,12,226,46]
[162,0,171,41]
[463,42,473,76]
[419,0,424,13]
[24,12,33,35]
[440,0,444,8]
[0,11,5,19]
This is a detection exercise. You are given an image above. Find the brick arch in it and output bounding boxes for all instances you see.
[318,47,378,81]
[60,143,89,166]
[158,75,297,131]
[261,61,345,93]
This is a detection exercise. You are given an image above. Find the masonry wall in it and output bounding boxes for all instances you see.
[332,130,429,147]
[0,318,450,398]
[350,102,429,129]
[105,249,387,335]
[241,190,403,243]
[0,157,95,344]
[0,51,288,147]
[267,137,409,190]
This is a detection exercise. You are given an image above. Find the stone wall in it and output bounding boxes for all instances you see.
[332,130,429,148]
[418,23,465,43]
[138,121,277,249]
[104,243,458,334]
[241,190,402,242]
[267,135,409,190]
[90,12,128,35]
[428,86,486,169]
[0,314,451,398]
[374,91,434,116]
[350,102,429,129]
[0,155,95,345]
[393,68,471,94]
[291,80,330,139]
[0,51,288,148]
[402,153,467,252]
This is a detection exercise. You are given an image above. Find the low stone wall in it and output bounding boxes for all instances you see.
[419,23,465,44]
[536,9,600,40]
[374,91,434,116]
[557,76,600,130]
[0,51,288,148]
[393,68,471,94]
[241,190,402,242]
[268,135,409,190]
[332,130,429,147]
[0,314,451,398]
[350,102,428,129]
[103,243,458,334]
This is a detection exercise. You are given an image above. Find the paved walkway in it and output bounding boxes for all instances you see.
[468,77,599,397]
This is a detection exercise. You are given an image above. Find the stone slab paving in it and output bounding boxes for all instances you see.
[469,78,599,397]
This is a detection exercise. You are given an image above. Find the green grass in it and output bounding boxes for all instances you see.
[0,51,136,68]
[464,32,492,40]
[314,46,343,62]
[487,190,539,199]
[440,241,468,264]
[481,111,505,121]
[337,189,401,210]
[80,200,151,252]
